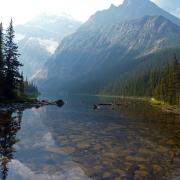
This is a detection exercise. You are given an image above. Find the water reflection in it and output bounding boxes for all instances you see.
[39,96,180,180]
[0,95,179,180]
[0,111,22,180]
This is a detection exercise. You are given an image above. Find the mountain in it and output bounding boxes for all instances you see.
[16,13,82,41]
[38,0,180,93]
[15,14,81,78]
[86,0,180,26]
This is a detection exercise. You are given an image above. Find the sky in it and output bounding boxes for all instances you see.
[0,0,179,26]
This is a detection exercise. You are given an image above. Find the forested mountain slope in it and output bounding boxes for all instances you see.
[39,16,180,92]
[37,0,180,99]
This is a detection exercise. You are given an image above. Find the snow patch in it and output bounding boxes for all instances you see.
[30,69,48,81]
[37,38,59,54]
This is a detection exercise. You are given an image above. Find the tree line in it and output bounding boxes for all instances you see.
[24,79,39,96]
[0,20,38,101]
[103,54,180,105]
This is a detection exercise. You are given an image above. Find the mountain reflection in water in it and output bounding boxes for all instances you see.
[0,95,179,180]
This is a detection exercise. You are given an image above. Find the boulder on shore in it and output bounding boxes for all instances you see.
[56,100,64,107]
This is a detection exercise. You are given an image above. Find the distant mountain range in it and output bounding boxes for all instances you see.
[15,14,81,78]
[35,0,180,93]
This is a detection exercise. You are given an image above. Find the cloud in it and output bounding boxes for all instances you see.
[0,0,179,27]
[0,0,123,26]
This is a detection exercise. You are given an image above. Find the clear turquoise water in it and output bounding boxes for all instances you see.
[0,95,179,180]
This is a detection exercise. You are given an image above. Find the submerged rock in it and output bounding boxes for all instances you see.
[93,104,101,110]
[93,105,98,110]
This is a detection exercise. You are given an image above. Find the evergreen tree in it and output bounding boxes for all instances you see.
[0,20,38,100]
[4,19,22,98]
[24,80,39,96]
[0,23,5,97]
[103,54,180,105]
[0,23,4,74]
[0,111,22,179]
[19,72,24,94]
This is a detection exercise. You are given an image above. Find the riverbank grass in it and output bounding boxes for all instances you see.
[97,94,179,114]
[150,98,167,106]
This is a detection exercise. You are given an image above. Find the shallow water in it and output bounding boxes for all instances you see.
[0,95,179,180]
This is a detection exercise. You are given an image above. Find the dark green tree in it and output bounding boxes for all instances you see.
[24,80,39,96]
[0,23,5,98]
[4,19,22,99]
[19,72,24,94]
[103,54,180,105]
[0,111,22,180]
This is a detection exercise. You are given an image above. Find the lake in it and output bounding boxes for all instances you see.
[0,95,179,180]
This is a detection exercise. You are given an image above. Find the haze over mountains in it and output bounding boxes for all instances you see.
[15,14,81,78]
[33,0,180,93]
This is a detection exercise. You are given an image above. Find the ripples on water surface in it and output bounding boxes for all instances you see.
[0,95,179,180]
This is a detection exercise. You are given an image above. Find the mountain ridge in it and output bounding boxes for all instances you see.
[85,0,180,26]
[36,0,180,93]
[38,15,180,92]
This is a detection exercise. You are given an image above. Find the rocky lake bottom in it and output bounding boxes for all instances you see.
[0,95,179,180]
